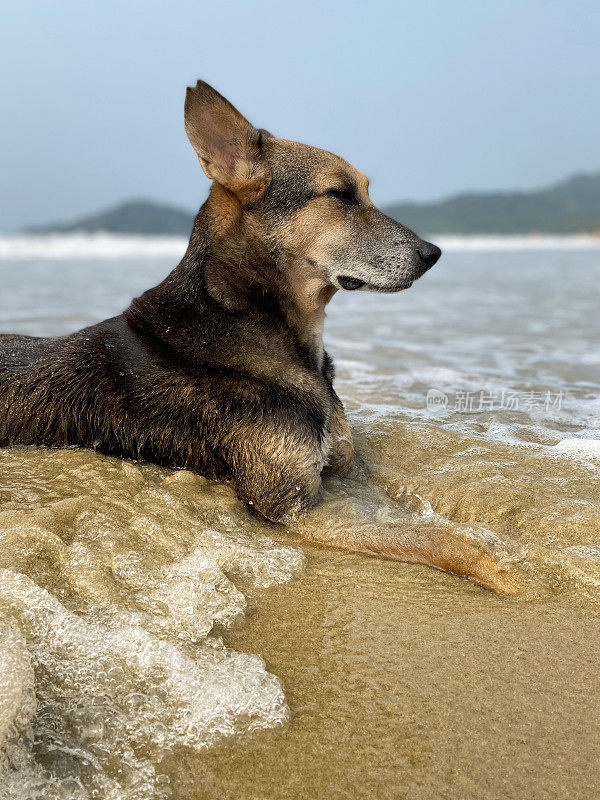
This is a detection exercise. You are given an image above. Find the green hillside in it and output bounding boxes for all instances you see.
[386,172,600,235]
[27,172,600,236]
[29,199,195,236]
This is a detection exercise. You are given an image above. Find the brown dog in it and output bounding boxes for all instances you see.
[0,81,517,593]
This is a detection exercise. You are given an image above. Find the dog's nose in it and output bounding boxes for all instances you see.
[417,242,442,268]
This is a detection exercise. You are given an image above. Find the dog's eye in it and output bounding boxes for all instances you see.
[325,187,358,206]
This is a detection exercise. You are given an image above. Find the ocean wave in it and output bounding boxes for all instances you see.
[0,233,599,259]
[0,449,303,799]
[0,234,188,259]
[436,234,600,251]
[550,437,600,466]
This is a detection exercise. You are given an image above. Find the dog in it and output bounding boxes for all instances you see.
[0,81,518,593]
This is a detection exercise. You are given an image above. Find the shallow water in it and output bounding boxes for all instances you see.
[0,241,598,798]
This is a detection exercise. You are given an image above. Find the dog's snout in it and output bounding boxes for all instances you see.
[417,241,442,268]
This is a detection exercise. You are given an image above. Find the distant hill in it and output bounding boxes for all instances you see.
[386,172,600,235]
[26,172,600,236]
[28,199,195,236]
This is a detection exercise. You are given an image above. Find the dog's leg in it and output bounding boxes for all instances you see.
[322,392,355,477]
[224,423,324,525]
[221,407,519,593]
[290,477,521,595]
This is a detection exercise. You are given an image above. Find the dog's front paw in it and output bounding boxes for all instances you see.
[323,437,355,477]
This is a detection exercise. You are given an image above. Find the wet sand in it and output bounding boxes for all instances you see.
[191,548,600,800]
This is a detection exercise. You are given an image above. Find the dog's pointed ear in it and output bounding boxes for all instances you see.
[184,81,269,201]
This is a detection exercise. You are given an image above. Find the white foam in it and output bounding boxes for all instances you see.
[436,234,600,251]
[0,569,291,799]
[0,625,35,762]
[0,233,599,260]
[0,234,187,260]
[0,624,61,800]
[0,450,305,799]
[550,438,600,466]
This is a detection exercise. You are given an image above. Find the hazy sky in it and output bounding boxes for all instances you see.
[1,0,598,231]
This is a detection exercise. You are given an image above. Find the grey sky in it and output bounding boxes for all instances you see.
[1,0,598,231]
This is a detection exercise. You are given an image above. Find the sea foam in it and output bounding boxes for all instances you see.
[0,449,304,800]
[0,232,599,260]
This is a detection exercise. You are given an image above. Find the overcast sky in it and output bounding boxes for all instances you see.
[1,0,598,231]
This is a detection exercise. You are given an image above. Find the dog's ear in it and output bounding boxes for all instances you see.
[184,80,269,201]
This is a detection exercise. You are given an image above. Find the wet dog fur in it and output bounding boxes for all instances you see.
[0,81,441,522]
[0,82,521,593]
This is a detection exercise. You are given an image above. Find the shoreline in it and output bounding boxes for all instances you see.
[0,232,600,259]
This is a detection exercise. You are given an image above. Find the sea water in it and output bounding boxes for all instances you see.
[0,235,598,799]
